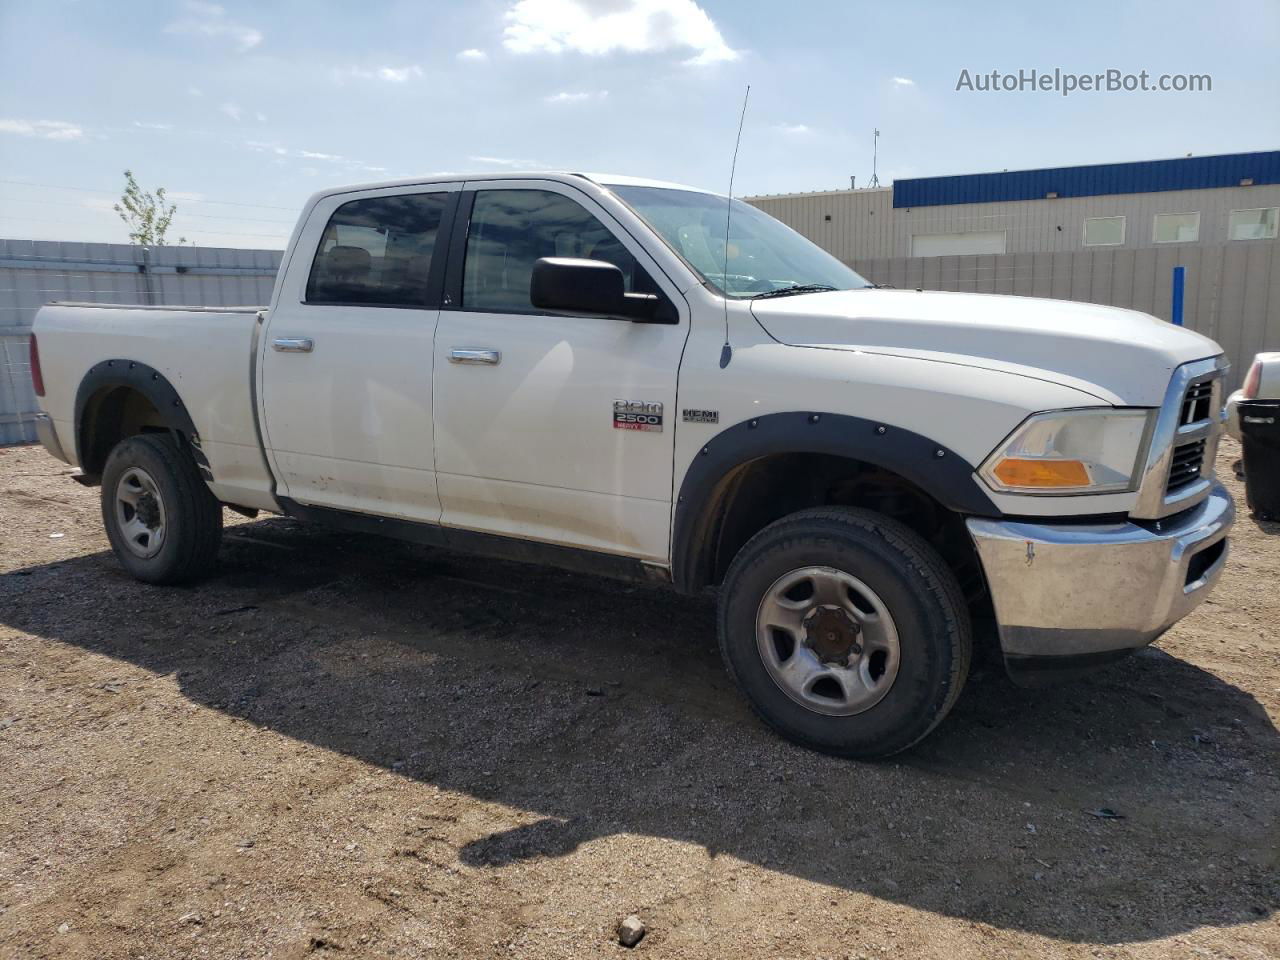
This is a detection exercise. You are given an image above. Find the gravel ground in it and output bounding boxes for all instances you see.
[0,439,1276,959]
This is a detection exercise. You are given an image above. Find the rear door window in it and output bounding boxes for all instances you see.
[306,193,449,307]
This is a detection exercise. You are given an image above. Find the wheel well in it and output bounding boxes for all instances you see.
[697,453,994,626]
[79,386,171,477]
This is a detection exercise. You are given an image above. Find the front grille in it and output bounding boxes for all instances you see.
[1180,380,1214,426]
[1167,437,1207,492]
[1164,376,1216,496]
[1134,359,1223,518]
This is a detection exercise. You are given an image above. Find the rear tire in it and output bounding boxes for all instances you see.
[101,433,222,584]
[717,507,970,758]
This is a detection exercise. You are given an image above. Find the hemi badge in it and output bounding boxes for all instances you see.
[682,409,719,424]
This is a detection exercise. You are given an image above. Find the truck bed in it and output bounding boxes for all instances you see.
[33,302,277,511]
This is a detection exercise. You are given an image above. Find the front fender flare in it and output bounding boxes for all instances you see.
[670,411,1001,593]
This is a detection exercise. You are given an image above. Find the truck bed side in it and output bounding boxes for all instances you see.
[33,302,276,511]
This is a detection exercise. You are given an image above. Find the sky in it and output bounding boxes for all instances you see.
[1,0,1277,249]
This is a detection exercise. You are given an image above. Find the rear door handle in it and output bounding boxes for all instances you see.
[272,337,314,353]
[449,348,500,365]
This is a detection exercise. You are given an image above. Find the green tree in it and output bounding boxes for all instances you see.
[114,170,186,245]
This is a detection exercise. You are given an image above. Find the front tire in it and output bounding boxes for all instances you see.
[718,507,971,758]
[101,433,222,584]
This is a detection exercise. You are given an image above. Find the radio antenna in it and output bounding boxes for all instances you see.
[720,84,750,369]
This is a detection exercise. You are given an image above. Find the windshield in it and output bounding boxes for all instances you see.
[607,184,871,298]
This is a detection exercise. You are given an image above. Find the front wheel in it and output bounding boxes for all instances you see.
[717,507,971,758]
[101,433,223,584]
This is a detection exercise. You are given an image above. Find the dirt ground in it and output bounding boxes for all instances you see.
[0,439,1276,960]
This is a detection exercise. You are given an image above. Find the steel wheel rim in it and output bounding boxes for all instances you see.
[114,466,167,559]
[755,565,901,717]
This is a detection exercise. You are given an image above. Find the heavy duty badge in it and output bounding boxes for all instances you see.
[613,399,663,432]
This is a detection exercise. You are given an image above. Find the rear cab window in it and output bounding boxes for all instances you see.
[306,193,449,307]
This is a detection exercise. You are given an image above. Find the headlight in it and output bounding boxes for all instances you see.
[979,408,1154,495]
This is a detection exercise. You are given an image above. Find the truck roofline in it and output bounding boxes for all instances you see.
[303,171,719,205]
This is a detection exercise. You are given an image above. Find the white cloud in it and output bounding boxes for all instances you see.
[336,65,424,84]
[82,196,118,214]
[0,119,84,141]
[132,121,174,131]
[457,48,488,61]
[774,123,811,135]
[544,90,608,103]
[256,111,267,123]
[379,65,423,83]
[245,140,383,177]
[165,1,263,52]
[503,0,738,65]
[187,86,203,97]
[892,76,915,86]
[220,102,242,121]
[469,155,545,168]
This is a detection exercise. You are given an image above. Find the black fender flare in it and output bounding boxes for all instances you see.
[73,359,212,481]
[670,411,1002,593]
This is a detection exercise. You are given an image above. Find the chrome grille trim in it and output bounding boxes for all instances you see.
[1130,356,1228,521]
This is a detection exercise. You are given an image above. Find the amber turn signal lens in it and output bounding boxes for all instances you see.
[991,457,1091,488]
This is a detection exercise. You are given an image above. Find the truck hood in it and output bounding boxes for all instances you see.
[750,288,1222,406]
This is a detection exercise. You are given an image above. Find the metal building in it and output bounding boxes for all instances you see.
[746,150,1280,260]
[746,151,1280,389]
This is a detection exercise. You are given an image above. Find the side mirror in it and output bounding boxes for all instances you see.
[530,257,673,323]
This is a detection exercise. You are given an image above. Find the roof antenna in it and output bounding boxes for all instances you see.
[720,84,750,370]
[866,128,881,188]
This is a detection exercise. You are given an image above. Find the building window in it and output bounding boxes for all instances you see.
[910,230,1007,257]
[1228,207,1279,241]
[1083,216,1125,247]
[1153,212,1200,244]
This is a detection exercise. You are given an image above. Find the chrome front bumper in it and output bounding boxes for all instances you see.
[967,482,1234,681]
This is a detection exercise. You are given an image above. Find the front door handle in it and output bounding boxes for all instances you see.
[272,337,314,353]
[449,348,500,365]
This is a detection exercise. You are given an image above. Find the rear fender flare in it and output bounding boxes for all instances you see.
[74,359,211,481]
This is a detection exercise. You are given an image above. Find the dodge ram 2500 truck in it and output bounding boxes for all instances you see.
[30,172,1234,757]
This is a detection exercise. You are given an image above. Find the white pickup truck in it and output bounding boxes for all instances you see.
[30,172,1234,757]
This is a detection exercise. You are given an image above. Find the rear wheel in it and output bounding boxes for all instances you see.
[101,434,222,584]
[717,507,970,758]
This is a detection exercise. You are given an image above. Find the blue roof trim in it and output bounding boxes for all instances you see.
[892,151,1280,208]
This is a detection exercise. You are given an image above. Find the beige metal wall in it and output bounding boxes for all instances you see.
[747,185,1280,260]
[850,241,1280,392]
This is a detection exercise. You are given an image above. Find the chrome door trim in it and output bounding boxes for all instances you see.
[272,337,314,353]
[449,348,501,365]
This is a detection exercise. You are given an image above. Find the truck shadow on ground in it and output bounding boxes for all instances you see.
[3,515,1277,946]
